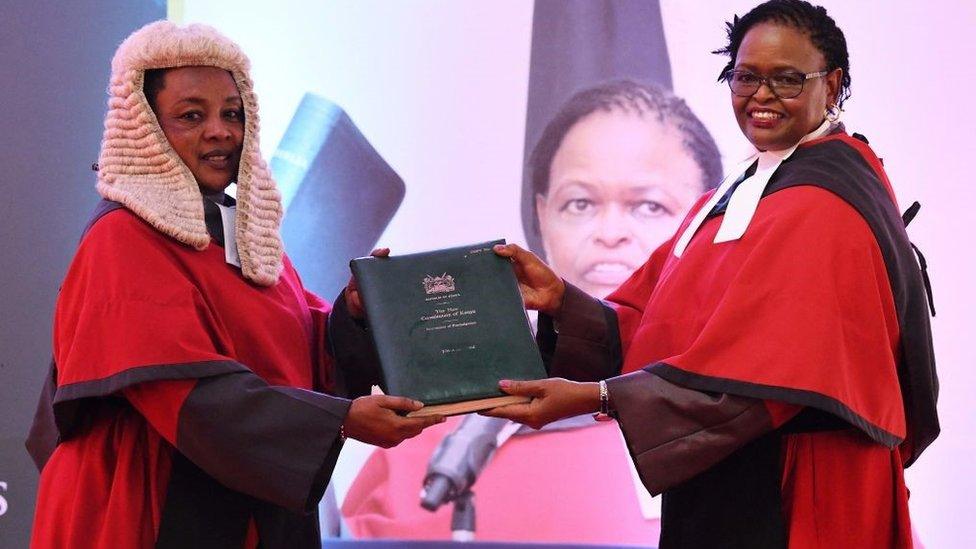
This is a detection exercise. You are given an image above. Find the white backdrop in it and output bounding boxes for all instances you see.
[178,1,976,545]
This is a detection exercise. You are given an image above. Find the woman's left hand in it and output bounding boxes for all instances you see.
[480,378,600,430]
[345,247,390,319]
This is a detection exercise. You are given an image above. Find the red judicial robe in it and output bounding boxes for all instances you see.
[27,200,376,548]
[537,132,938,548]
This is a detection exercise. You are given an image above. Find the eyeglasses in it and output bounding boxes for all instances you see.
[724,69,828,99]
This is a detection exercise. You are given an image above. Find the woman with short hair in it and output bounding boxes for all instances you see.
[487,1,939,546]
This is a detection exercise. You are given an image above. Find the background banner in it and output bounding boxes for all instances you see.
[0,2,165,547]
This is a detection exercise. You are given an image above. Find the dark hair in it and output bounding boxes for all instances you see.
[143,68,168,113]
[714,0,851,107]
[529,80,722,213]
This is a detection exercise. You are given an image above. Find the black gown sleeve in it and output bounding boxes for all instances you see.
[175,372,350,512]
[536,282,622,381]
[539,282,778,495]
[125,371,350,514]
[607,369,775,495]
[128,291,382,513]
[327,289,385,397]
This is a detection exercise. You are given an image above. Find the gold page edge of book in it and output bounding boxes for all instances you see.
[406,395,531,418]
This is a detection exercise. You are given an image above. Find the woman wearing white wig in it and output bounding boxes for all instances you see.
[27,21,443,548]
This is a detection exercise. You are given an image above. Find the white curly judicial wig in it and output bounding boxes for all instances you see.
[96,20,283,286]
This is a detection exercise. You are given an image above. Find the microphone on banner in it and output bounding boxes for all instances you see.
[419,415,515,512]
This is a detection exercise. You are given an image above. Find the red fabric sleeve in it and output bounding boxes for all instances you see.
[605,243,669,359]
[764,401,802,429]
[123,380,197,445]
[606,191,713,359]
[53,211,235,387]
[637,186,905,442]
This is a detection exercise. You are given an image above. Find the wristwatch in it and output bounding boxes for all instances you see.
[593,379,617,422]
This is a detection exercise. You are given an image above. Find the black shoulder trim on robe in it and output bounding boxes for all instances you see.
[25,360,59,470]
[638,135,936,548]
[51,360,249,444]
[26,199,249,470]
[768,136,938,464]
[80,199,124,239]
[85,197,228,247]
[647,362,901,448]
[651,135,938,464]
[54,360,249,405]
[26,199,127,470]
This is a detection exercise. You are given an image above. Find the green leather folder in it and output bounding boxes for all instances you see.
[350,240,546,416]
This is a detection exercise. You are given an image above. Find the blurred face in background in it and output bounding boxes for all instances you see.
[537,109,704,298]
